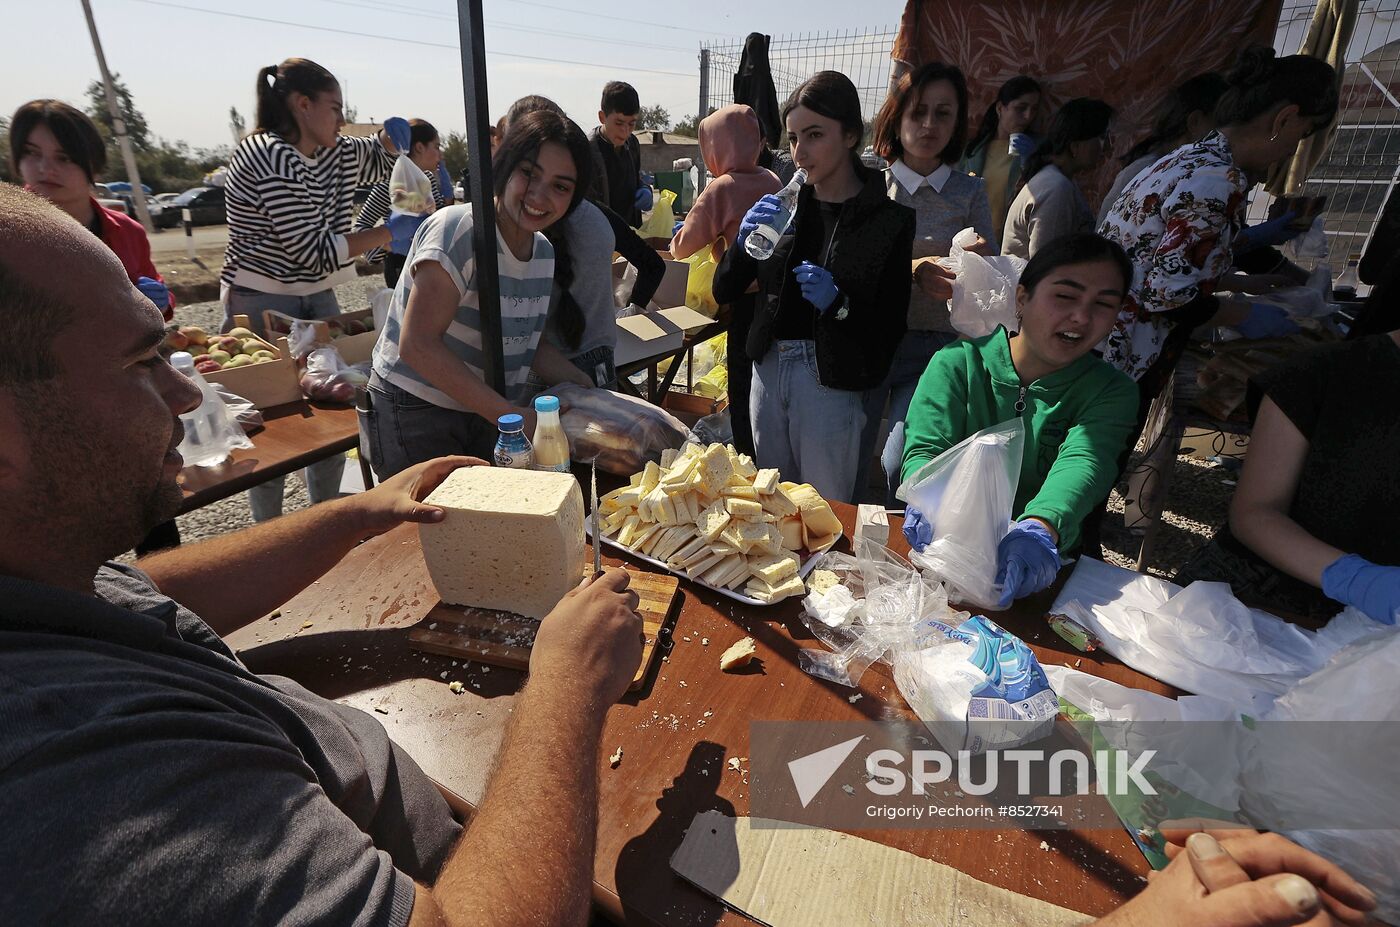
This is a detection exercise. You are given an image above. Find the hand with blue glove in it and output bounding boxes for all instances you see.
[436,162,454,204]
[737,194,781,252]
[793,261,840,314]
[1008,133,1037,162]
[634,186,653,212]
[383,117,412,154]
[385,211,426,255]
[1236,303,1301,340]
[671,219,684,238]
[1322,554,1400,625]
[994,519,1060,609]
[902,506,933,552]
[136,275,170,311]
[1236,212,1301,252]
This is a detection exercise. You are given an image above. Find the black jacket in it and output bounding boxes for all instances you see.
[589,128,643,227]
[713,164,915,391]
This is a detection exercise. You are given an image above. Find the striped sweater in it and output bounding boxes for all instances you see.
[352,167,449,265]
[222,131,395,295]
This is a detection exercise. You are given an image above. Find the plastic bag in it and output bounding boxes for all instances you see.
[208,382,264,434]
[299,346,367,405]
[682,238,723,318]
[690,409,732,445]
[635,188,676,240]
[1252,285,1330,319]
[389,153,436,217]
[1282,216,1329,271]
[892,614,1058,754]
[614,262,639,310]
[552,382,691,474]
[898,421,1025,610]
[938,227,1027,338]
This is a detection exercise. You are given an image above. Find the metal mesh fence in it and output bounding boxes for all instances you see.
[1252,0,1400,273]
[699,29,899,132]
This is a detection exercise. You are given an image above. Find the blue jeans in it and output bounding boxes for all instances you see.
[227,285,346,521]
[750,340,865,504]
[856,329,957,506]
[361,375,498,479]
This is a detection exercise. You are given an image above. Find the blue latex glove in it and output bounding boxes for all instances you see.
[383,117,412,154]
[634,186,653,212]
[1322,554,1400,625]
[1236,303,1301,340]
[385,211,427,255]
[436,162,454,203]
[793,261,840,313]
[136,275,169,310]
[994,519,1060,609]
[902,506,933,552]
[671,220,684,237]
[1236,212,1301,251]
[1008,133,1037,162]
[737,194,781,251]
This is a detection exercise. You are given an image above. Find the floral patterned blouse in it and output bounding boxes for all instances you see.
[1097,132,1248,381]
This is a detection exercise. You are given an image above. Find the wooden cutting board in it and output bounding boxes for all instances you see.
[408,564,680,692]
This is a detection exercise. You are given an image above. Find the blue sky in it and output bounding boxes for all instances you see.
[4,0,906,151]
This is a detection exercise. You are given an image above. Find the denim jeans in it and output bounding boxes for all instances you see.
[227,285,346,521]
[855,329,957,506]
[750,340,865,504]
[360,375,499,479]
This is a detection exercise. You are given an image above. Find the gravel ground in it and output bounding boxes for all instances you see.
[131,279,1237,583]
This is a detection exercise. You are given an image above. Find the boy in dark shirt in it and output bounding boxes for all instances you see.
[589,80,651,226]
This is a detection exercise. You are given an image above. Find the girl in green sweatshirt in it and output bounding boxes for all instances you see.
[900,233,1139,606]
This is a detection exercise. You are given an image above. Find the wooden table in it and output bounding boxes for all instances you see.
[225,503,1173,924]
[177,400,368,514]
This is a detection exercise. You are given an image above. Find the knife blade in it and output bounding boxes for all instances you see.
[590,457,602,577]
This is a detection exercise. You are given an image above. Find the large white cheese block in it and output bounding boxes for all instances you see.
[419,467,585,619]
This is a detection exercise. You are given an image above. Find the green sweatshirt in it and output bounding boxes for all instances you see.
[901,327,1139,551]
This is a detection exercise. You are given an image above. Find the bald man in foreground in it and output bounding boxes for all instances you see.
[0,184,1375,926]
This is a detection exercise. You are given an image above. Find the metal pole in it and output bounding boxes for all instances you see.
[456,0,505,395]
[696,47,709,196]
[80,0,155,234]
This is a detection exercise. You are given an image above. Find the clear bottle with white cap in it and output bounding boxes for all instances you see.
[169,351,233,468]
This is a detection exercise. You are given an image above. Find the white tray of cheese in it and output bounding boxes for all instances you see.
[591,443,843,606]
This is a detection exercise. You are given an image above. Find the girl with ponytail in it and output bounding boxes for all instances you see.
[958,75,1042,244]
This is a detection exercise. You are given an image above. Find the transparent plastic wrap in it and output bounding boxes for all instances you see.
[1282,216,1329,272]
[552,382,692,474]
[208,382,264,433]
[897,421,1025,610]
[938,227,1026,338]
[389,154,436,218]
[299,346,369,405]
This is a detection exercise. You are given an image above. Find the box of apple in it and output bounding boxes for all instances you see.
[263,308,378,365]
[165,325,280,375]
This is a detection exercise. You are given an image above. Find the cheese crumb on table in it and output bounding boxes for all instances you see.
[609,747,624,768]
[719,636,757,671]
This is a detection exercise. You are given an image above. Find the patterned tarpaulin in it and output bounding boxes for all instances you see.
[891,0,1285,209]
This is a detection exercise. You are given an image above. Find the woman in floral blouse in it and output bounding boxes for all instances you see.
[1098,47,1337,403]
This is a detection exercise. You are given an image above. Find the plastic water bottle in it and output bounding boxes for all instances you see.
[530,395,570,473]
[494,413,534,469]
[170,351,233,468]
[744,168,808,260]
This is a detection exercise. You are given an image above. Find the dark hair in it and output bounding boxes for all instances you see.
[408,118,438,153]
[967,75,1042,156]
[505,94,564,129]
[1021,97,1113,183]
[493,109,594,350]
[600,81,640,116]
[254,58,338,141]
[8,99,108,184]
[872,62,970,165]
[1214,46,1338,129]
[0,185,80,385]
[1019,233,1133,296]
[1122,72,1229,165]
[781,70,865,159]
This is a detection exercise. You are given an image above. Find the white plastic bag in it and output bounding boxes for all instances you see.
[938,227,1027,338]
[1252,285,1330,319]
[898,420,1025,610]
[389,153,436,218]
[1282,216,1329,271]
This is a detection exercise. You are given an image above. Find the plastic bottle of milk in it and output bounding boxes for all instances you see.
[169,351,233,468]
[531,395,570,473]
[494,413,534,469]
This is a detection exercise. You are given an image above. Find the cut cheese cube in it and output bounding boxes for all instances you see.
[735,521,772,552]
[613,514,642,545]
[660,447,679,469]
[719,636,757,670]
[761,487,798,517]
[755,573,807,603]
[697,501,731,542]
[640,460,661,494]
[668,536,710,568]
[721,484,759,500]
[420,467,584,619]
[630,521,665,552]
[753,469,780,494]
[778,516,804,551]
[628,471,644,487]
[695,443,734,495]
[749,551,799,584]
[732,454,757,479]
[725,497,763,517]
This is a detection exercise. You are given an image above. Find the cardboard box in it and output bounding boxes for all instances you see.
[203,314,302,409]
[612,254,692,311]
[614,306,716,368]
[263,307,380,365]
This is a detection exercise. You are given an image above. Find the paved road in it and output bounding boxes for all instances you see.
[148,223,229,255]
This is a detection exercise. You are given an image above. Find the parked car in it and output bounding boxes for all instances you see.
[91,183,129,216]
[168,186,227,226]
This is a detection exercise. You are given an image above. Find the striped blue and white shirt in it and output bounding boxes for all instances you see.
[352,165,450,265]
[223,131,394,295]
[372,204,555,408]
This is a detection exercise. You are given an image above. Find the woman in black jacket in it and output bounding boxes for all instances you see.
[714,71,914,503]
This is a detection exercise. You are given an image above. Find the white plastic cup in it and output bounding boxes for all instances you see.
[1008,133,1030,158]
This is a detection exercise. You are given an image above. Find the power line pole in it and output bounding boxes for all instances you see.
[80,0,155,233]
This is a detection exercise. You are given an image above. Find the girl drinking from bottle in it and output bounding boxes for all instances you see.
[713,70,914,503]
[364,110,596,478]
